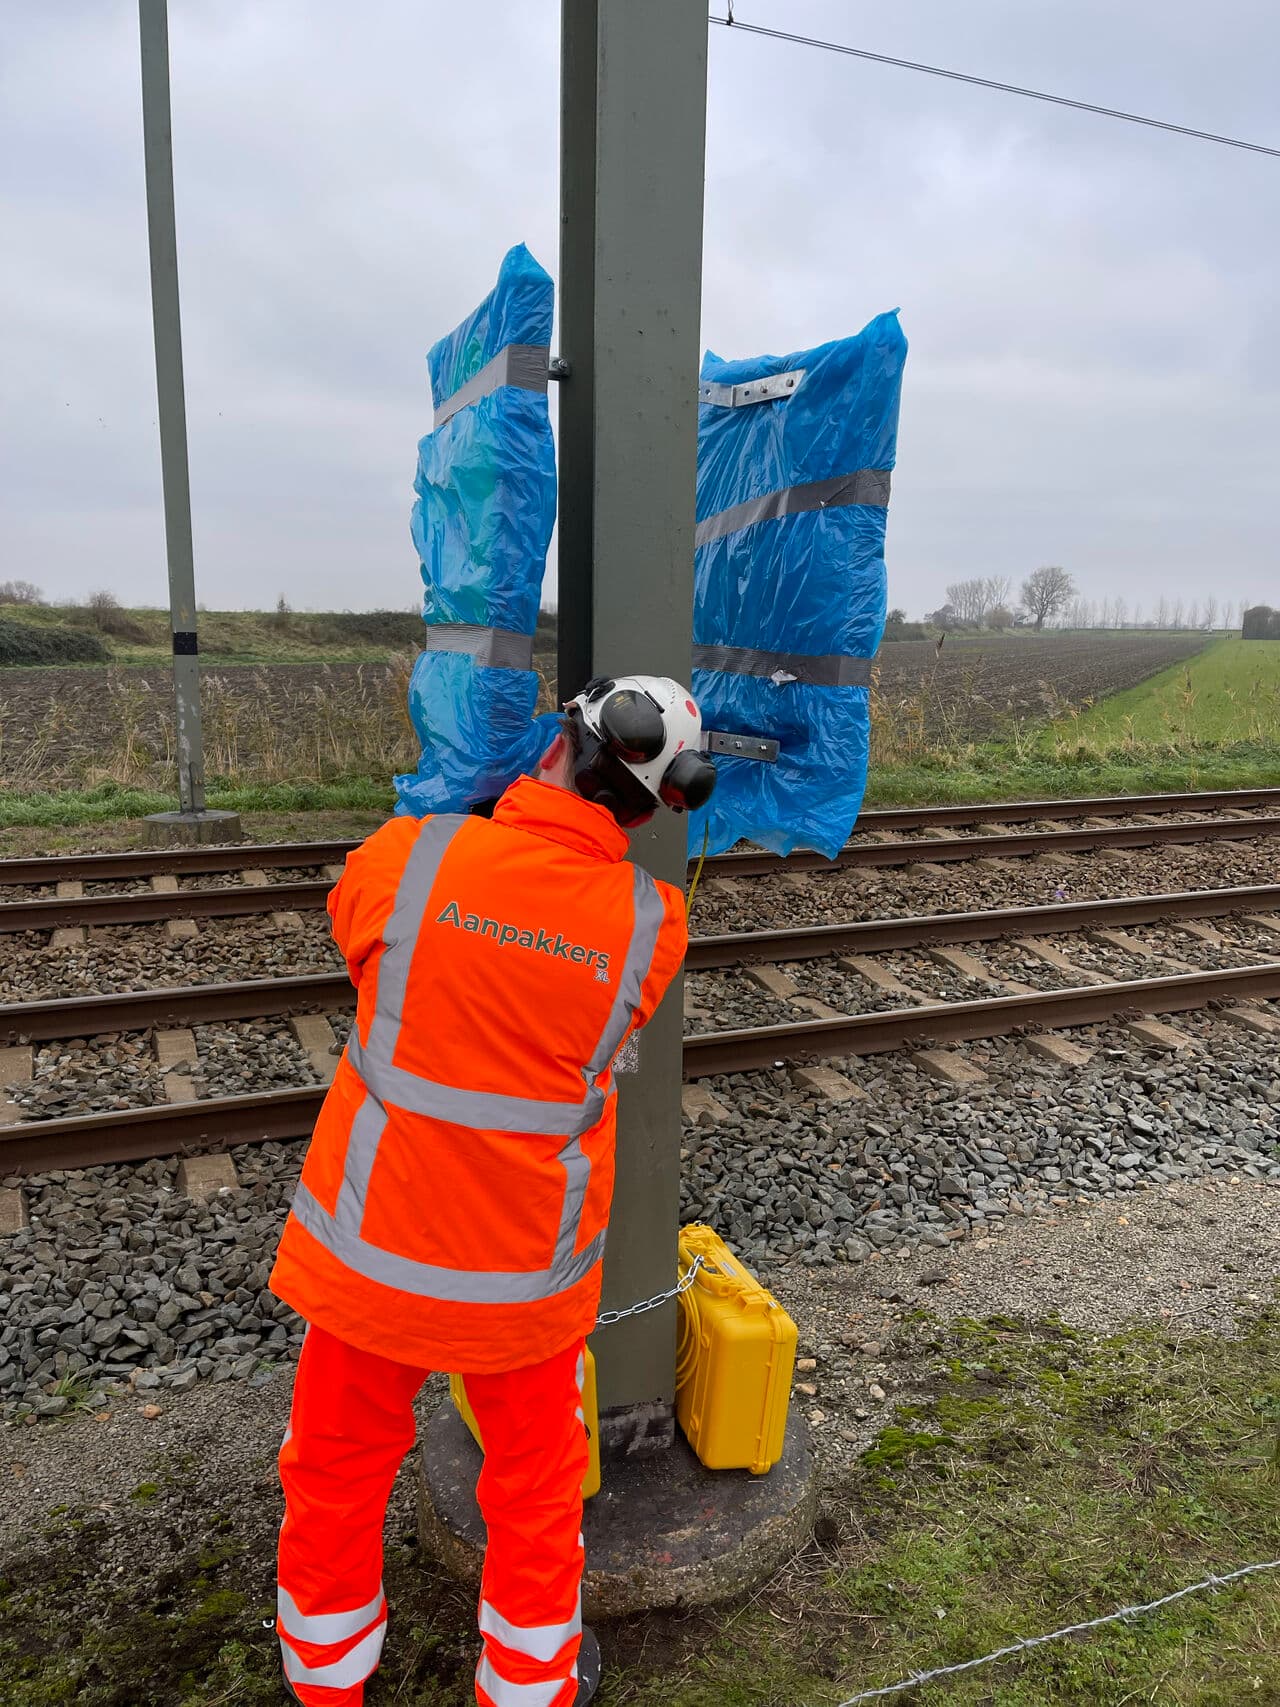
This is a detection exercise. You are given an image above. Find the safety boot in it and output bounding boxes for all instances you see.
[575,1628,601,1706]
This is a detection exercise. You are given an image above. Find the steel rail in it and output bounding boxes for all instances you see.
[7,961,1279,1172]
[0,879,334,933]
[837,785,1280,834]
[684,882,1280,968]
[9,816,1280,934]
[0,840,355,886]
[703,812,1280,877]
[0,1086,324,1173]
[682,961,1280,1076]
[1,786,1277,890]
[5,882,1280,1045]
[0,972,352,1045]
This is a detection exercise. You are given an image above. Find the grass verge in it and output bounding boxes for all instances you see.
[861,742,1280,809]
[0,777,397,830]
[5,743,1277,835]
[3,1309,1279,1704]
[1046,637,1280,750]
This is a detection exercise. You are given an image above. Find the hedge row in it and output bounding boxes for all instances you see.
[0,619,109,666]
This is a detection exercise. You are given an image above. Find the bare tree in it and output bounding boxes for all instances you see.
[1186,600,1201,630]
[1131,600,1144,628]
[1154,596,1170,629]
[1026,570,1076,628]
[1114,596,1128,629]
[1099,597,1114,630]
[988,604,1014,630]
[944,581,979,626]
[984,575,1013,616]
[0,580,42,605]
[1171,599,1185,629]
[1202,596,1218,631]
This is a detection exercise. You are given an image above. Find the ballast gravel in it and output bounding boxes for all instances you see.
[693,834,1280,936]
[0,914,344,1002]
[1,1003,1277,1420]
[0,1144,305,1416]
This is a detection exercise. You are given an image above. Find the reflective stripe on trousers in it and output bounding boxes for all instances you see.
[473,1342,588,1707]
[279,1324,588,1707]
[280,1612,387,1691]
[296,816,666,1305]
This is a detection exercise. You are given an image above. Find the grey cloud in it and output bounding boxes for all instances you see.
[1,0,1276,617]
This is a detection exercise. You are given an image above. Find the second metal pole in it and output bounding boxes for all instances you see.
[139,0,206,818]
[559,0,709,1457]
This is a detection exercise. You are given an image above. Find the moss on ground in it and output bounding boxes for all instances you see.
[4,1308,1280,1703]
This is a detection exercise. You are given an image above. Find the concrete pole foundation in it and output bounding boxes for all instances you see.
[143,809,243,845]
[417,1406,816,1618]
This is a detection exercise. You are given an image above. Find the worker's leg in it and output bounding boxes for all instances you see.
[466,1340,589,1707]
[277,1322,429,1706]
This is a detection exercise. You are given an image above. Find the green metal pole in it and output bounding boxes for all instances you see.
[559,0,708,1457]
[138,0,206,816]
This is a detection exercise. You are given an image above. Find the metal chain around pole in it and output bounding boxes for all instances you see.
[594,1254,705,1328]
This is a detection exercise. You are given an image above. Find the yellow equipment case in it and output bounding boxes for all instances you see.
[450,1348,602,1500]
[675,1224,797,1474]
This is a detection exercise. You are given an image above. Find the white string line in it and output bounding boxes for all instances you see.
[833,1558,1280,1703]
[708,14,1280,161]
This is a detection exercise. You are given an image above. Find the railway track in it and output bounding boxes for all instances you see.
[4,881,1279,1174]
[3,782,1277,890]
[6,809,1280,932]
[7,882,1279,1045]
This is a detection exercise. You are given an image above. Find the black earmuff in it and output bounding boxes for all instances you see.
[659,748,717,813]
[596,688,667,763]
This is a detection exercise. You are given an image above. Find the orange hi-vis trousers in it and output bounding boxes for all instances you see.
[278,1324,589,1707]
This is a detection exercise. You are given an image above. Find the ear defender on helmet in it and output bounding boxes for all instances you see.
[659,746,717,813]
[596,687,667,763]
[564,674,718,826]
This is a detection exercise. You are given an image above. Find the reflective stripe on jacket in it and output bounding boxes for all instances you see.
[270,775,688,1371]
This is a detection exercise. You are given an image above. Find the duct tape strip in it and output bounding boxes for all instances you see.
[433,342,551,428]
[694,468,891,549]
[693,644,874,688]
[424,624,535,671]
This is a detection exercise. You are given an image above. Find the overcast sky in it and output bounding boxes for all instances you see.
[2,1,1276,620]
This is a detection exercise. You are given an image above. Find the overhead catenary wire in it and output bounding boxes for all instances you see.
[709,13,1280,160]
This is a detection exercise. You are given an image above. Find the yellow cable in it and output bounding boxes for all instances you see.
[685,821,711,918]
[675,1282,702,1388]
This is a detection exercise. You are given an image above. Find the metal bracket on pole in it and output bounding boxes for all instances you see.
[698,367,806,408]
[703,731,780,763]
[548,356,572,381]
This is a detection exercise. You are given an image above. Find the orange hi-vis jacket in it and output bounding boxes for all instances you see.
[271,774,688,1374]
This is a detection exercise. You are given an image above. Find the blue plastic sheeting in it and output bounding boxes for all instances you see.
[394,245,559,816]
[687,312,907,860]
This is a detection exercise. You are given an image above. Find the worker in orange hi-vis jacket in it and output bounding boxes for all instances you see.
[269,676,716,1707]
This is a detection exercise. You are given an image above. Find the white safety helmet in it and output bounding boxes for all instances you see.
[565,675,718,827]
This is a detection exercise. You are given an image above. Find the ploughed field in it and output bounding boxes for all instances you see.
[871,631,1211,738]
[0,632,1213,789]
[0,662,415,788]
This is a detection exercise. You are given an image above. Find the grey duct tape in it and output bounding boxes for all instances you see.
[433,342,551,428]
[424,624,535,670]
[692,644,874,688]
[694,468,891,549]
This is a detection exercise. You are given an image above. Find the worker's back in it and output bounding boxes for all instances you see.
[270,774,687,1373]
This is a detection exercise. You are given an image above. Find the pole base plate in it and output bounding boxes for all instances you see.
[417,1403,816,1618]
[143,809,243,846]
